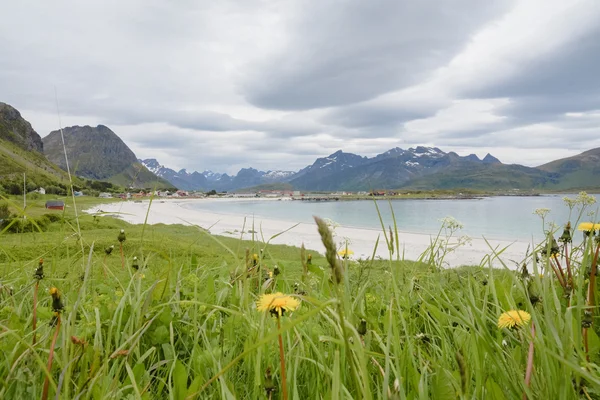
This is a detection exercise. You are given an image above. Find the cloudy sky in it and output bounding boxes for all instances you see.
[2,0,600,174]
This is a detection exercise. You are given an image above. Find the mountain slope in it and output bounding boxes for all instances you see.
[0,102,44,152]
[0,103,71,190]
[44,125,172,188]
[537,148,600,189]
[403,163,560,190]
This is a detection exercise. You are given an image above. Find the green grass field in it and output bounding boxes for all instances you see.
[0,193,599,399]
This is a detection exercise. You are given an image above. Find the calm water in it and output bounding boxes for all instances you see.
[184,195,599,241]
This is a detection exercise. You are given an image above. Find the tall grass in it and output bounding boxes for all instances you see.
[0,192,599,399]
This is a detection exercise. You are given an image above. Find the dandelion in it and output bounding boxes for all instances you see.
[49,287,64,313]
[577,222,600,232]
[257,293,299,400]
[256,293,300,317]
[498,310,531,329]
[338,248,354,259]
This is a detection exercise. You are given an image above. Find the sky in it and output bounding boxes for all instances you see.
[2,0,600,174]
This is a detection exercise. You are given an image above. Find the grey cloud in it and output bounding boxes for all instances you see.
[241,0,512,110]
[464,24,600,124]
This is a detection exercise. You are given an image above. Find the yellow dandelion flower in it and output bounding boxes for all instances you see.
[577,222,600,231]
[498,310,531,329]
[257,292,300,317]
[268,271,273,279]
[338,249,354,258]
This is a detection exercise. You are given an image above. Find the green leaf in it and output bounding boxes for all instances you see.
[485,378,507,400]
[173,359,188,400]
[431,368,456,400]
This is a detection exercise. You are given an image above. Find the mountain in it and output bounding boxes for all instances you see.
[288,146,498,191]
[0,102,71,191]
[537,148,600,189]
[0,102,44,152]
[403,163,559,190]
[43,125,172,188]
[141,159,295,191]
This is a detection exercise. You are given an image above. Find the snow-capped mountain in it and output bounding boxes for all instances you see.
[140,159,296,191]
[141,145,507,191]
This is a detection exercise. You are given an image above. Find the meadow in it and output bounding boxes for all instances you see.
[0,193,599,399]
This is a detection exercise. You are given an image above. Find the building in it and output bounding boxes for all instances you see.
[99,192,113,198]
[45,200,65,210]
[73,191,84,197]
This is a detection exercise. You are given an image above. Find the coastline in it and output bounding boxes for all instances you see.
[85,198,532,267]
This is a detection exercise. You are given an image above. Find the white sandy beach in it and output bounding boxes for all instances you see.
[85,198,532,268]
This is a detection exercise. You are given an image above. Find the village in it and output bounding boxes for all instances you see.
[37,187,406,210]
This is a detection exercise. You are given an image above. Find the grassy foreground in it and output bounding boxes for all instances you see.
[0,194,600,399]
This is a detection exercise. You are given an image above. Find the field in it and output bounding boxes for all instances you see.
[0,193,599,399]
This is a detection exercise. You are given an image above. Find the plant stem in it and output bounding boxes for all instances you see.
[32,281,38,345]
[120,243,124,269]
[42,314,61,400]
[583,242,599,362]
[564,244,573,287]
[522,321,535,400]
[276,316,288,400]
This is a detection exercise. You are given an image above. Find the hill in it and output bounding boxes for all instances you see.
[402,163,560,190]
[43,125,173,189]
[537,148,600,189]
[0,103,72,193]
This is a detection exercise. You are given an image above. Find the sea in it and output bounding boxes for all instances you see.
[183,194,599,242]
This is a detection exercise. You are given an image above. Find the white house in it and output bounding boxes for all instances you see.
[99,192,113,198]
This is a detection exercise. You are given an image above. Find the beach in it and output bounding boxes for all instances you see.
[85,198,533,267]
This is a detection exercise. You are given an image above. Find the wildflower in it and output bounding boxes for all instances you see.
[132,256,139,270]
[577,222,600,234]
[49,287,64,313]
[533,208,550,219]
[117,229,126,243]
[307,253,312,265]
[34,259,44,280]
[559,222,572,243]
[253,253,258,266]
[338,248,354,259]
[105,245,114,255]
[498,310,531,329]
[439,216,464,230]
[273,265,281,276]
[256,292,300,317]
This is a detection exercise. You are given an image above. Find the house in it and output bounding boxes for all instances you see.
[99,192,113,198]
[37,187,46,195]
[45,200,65,210]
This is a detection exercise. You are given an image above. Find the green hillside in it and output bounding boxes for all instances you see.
[108,162,175,190]
[402,163,560,191]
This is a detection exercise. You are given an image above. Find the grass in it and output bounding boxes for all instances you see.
[0,193,599,399]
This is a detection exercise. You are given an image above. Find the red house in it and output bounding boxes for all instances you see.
[45,200,65,210]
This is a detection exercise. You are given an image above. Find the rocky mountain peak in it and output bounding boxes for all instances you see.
[0,102,44,152]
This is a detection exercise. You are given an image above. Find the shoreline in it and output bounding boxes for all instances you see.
[85,198,533,267]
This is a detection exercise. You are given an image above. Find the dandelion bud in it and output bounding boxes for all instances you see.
[49,287,64,313]
[264,367,276,396]
[357,318,367,336]
[559,222,572,243]
[582,310,593,329]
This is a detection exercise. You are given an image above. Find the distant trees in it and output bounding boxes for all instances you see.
[206,189,217,196]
